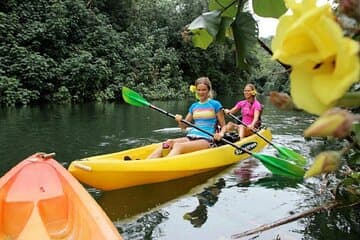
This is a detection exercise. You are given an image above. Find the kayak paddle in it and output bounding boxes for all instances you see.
[227,112,307,166]
[122,87,305,178]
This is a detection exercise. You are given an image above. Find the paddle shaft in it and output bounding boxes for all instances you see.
[149,104,253,155]
[227,112,277,149]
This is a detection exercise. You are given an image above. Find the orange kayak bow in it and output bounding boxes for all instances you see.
[0,153,122,240]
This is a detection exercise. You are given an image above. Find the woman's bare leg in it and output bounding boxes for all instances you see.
[225,122,238,132]
[238,125,246,139]
[168,139,210,157]
[239,126,253,139]
[147,137,189,159]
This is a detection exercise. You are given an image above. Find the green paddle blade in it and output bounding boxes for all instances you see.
[275,145,307,166]
[254,153,305,178]
[122,87,150,107]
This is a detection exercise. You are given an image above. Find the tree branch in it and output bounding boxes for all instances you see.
[257,38,291,70]
[231,201,356,239]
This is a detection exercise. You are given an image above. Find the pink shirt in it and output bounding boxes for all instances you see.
[235,99,262,125]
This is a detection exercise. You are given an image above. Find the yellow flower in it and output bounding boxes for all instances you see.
[272,0,333,65]
[304,108,354,138]
[189,85,200,100]
[290,33,359,115]
[304,151,341,178]
[271,0,360,115]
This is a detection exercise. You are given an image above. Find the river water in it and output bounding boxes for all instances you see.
[0,96,358,239]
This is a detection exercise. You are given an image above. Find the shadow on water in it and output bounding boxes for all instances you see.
[183,178,226,228]
[96,167,228,220]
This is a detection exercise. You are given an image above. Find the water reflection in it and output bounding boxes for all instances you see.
[229,159,303,190]
[97,168,227,220]
[118,210,169,240]
[251,175,303,189]
[301,205,360,240]
[183,178,226,227]
[233,159,259,187]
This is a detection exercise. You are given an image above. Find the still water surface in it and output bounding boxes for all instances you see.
[0,97,358,239]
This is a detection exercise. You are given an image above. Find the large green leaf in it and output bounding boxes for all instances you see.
[216,17,234,43]
[252,0,287,18]
[188,10,222,49]
[209,0,238,18]
[231,12,258,70]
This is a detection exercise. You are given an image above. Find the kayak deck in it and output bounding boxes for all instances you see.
[0,153,122,240]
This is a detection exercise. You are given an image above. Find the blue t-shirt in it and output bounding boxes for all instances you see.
[187,99,223,140]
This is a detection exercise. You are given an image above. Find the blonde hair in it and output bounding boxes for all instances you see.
[244,83,257,96]
[195,77,214,98]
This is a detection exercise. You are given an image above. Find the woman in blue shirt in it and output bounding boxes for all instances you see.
[148,77,226,158]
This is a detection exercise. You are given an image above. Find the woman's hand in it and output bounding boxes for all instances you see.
[214,132,224,141]
[175,114,183,122]
[223,109,230,115]
[248,123,257,131]
[175,114,187,129]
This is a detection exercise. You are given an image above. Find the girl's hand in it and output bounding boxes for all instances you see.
[175,114,183,122]
[224,109,230,115]
[248,123,257,131]
[175,114,187,129]
[214,132,224,141]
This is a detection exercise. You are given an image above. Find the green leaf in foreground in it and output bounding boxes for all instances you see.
[188,10,222,49]
[209,0,238,18]
[231,12,258,70]
[252,0,287,18]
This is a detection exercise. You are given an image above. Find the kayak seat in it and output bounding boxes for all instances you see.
[38,194,72,238]
[215,132,240,146]
[0,198,34,238]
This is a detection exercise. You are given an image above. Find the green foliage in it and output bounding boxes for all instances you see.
[187,0,261,70]
[88,0,133,31]
[209,0,238,18]
[0,76,39,106]
[232,12,258,70]
[335,172,360,204]
[188,10,222,49]
[252,0,287,18]
[0,0,282,105]
[347,151,360,170]
[52,86,71,103]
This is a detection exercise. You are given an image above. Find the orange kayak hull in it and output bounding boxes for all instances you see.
[0,153,122,240]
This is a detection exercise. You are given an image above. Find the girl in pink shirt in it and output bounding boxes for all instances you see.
[220,84,262,139]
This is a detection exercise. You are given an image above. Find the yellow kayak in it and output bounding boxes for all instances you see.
[69,128,272,191]
[0,153,122,240]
